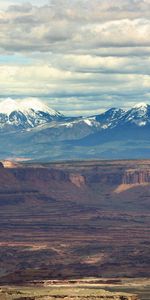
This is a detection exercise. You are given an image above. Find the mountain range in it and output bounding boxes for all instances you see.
[1,98,150,161]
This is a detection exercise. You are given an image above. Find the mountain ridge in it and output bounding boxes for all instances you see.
[1,99,150,161]
[1,98,150,131]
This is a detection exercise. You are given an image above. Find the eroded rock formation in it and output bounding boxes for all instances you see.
[69,174,86,187]
[123,169,150,184]
[2,160,150,187]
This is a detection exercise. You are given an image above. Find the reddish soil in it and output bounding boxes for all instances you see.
[0,160,149,283]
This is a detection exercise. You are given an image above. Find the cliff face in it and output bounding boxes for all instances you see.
[2,163,150,187]
[9,168,150,188]
[123,169,150,184]
[71,168,150,186]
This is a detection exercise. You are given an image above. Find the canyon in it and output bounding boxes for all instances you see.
[0,160,149,284]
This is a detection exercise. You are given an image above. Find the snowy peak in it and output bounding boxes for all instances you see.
[133,102,148,109]
[93,107,126,129]
[0,98,61,117]
[131,102,150,116]
[0,99,19,115]
[123,102,150,126]
[91,103,150,129]
[101,107,125,119]
[0,98,63,129]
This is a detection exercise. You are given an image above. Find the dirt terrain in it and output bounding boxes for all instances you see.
[0,278,143,300]
[0,160,149,282]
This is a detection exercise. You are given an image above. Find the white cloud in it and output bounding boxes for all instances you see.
[1,2,150,54]
[0,0,150,114]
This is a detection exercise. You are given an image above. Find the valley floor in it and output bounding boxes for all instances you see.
[1,278,150,300]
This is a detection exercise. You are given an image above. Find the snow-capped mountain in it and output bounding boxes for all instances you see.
[1,101,150,161]
[121,102,150,126]
[1,99,150,132]
[93,107,126,129]
[47,103,150,134]
[90,103,150,129]
[0,98,63,129]
[83,102,150,130]
[48,103,150,133]
[66,108,126,130]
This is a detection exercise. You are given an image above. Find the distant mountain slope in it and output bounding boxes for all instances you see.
[1,100,150,161]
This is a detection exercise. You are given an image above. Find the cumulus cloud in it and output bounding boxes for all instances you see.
[1,1,150,54]
[0,0,150,115]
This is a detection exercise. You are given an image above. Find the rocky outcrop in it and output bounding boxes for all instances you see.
[123,169,150,184]
[69,174,86,187]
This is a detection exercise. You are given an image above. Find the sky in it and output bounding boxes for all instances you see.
[1,0,150,116]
